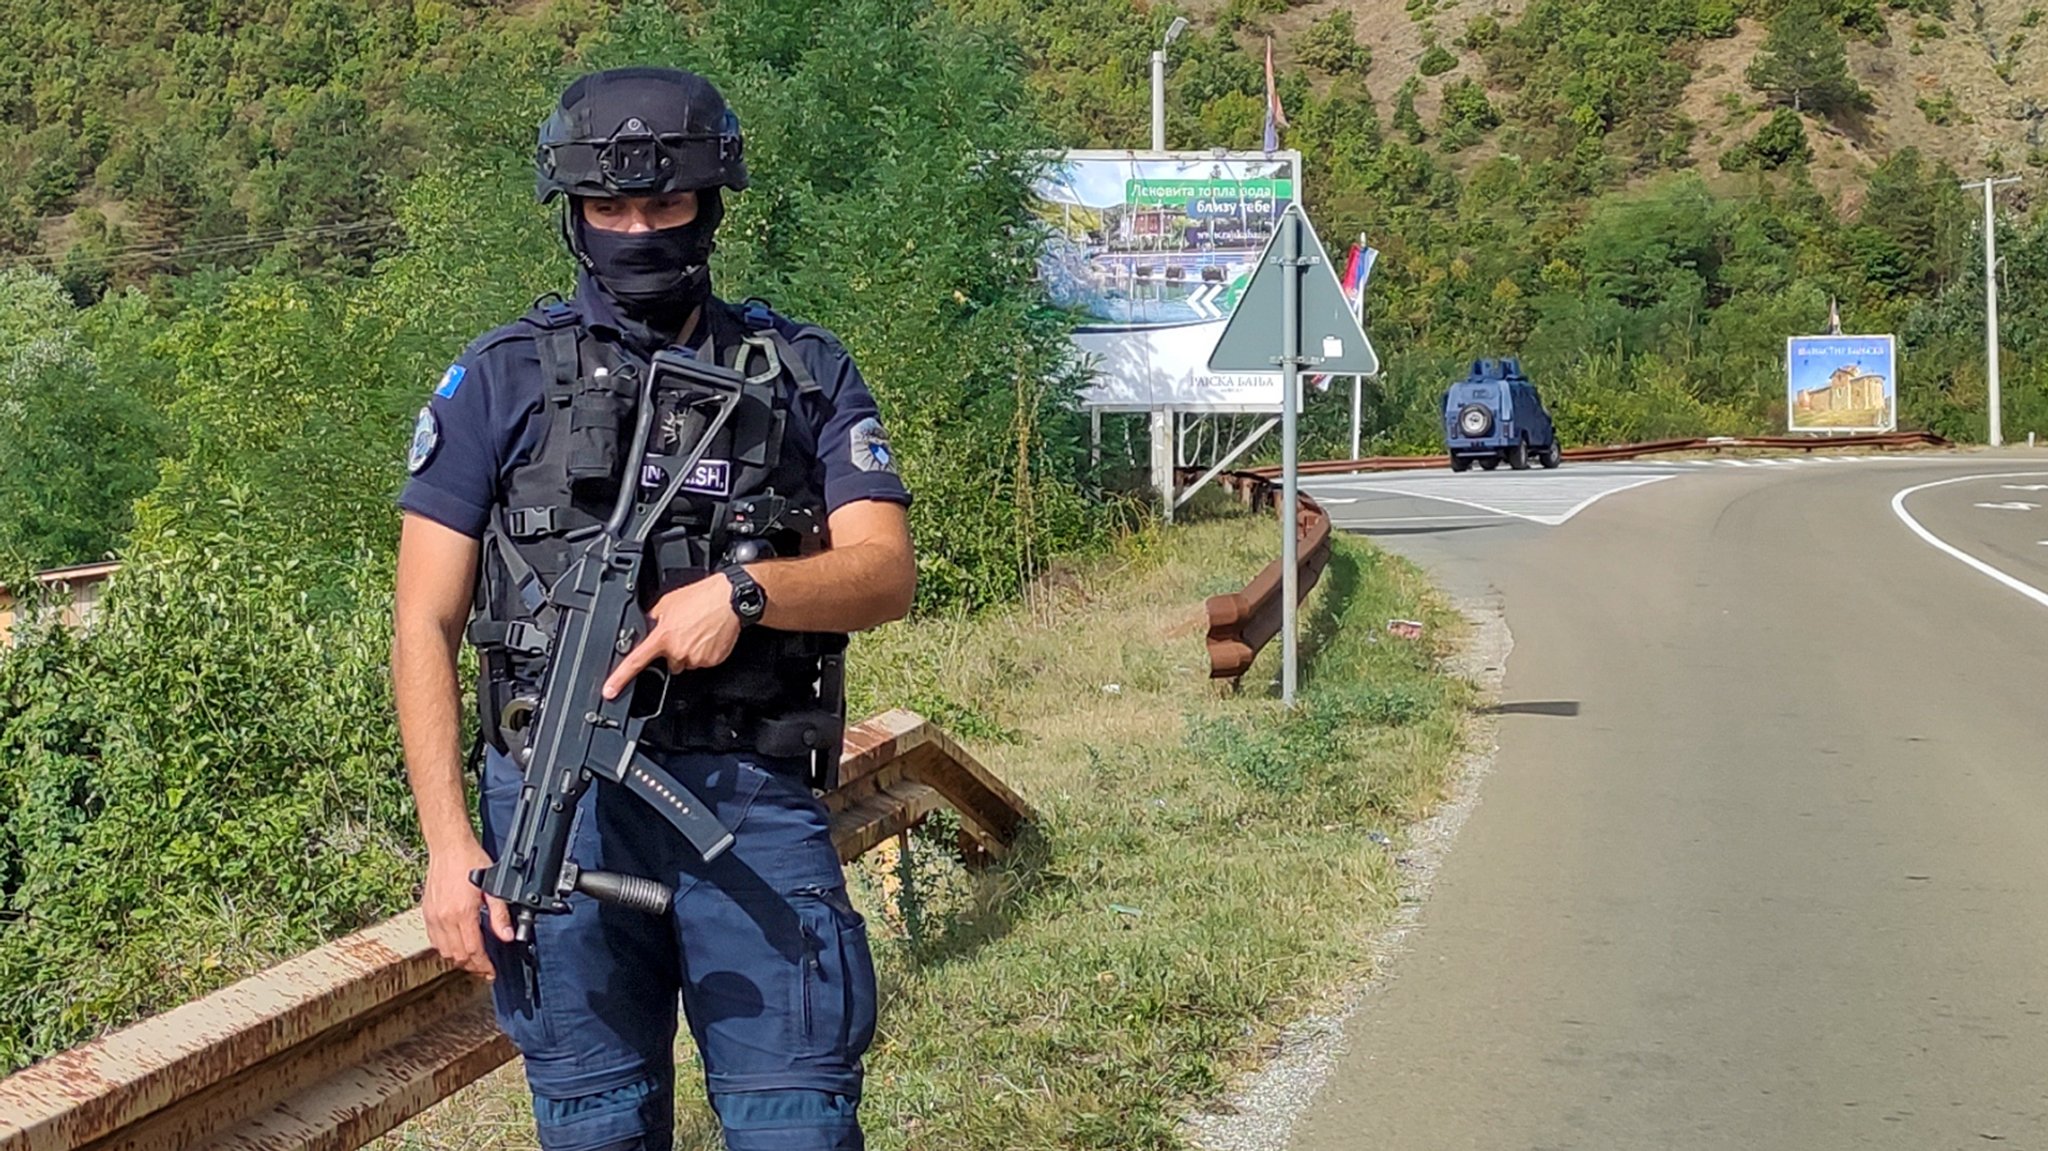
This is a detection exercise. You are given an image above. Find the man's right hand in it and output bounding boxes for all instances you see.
[422,838,514,979]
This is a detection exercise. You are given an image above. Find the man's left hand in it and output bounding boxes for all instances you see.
[602,575,741,699]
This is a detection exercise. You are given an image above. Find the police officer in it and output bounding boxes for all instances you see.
[391,67,914,1151]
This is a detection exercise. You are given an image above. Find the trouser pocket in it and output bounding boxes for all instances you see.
[787,885,878,1062]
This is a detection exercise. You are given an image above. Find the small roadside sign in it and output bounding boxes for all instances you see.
[1209,203,1378,376]
[1204,201,1378,707]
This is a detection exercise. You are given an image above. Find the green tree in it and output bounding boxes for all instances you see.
[1437,77,1500,151]
[1723,106,1813,169]
[0,269,164,570]
[1394,77,1427,142]
[1300,11,1373,74]
[1747,0,1868,117]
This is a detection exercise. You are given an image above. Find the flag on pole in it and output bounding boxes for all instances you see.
[1340,243,1377,316]
[1263,37,1288,153]
[1311,241,1376,392]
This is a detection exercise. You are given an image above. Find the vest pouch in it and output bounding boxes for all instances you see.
[565,370,636,484]
[754,710,844,759]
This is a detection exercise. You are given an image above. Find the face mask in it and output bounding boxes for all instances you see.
[572,213,716,327]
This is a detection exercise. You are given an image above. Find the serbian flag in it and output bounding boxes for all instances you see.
[1309,242,1377,391]
[1339,243,1376,314]
[1263,37,1288,152]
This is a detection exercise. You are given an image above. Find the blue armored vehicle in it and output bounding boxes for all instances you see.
[1442,358,1561,472]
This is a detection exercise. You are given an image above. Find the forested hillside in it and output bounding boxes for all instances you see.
[0,0,2044,1075]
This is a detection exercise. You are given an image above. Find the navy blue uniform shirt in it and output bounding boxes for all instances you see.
[399,272,913,536]
[400,275,911,538]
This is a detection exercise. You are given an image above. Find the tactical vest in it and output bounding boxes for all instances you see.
[467,296,847,787]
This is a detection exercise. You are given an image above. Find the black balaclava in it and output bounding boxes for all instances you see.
[569,188,725,341]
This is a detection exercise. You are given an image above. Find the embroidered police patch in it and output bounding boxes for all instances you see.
[682,460,732,496]
[435,363,466,399]
[849,417,896,474]
[639,460,731,495]
[407,407,440,474]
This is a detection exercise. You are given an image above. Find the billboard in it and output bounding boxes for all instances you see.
[1786,335,1898,433]
[1033,149,1303,411]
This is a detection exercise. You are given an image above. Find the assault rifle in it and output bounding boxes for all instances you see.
[473,348,748,947]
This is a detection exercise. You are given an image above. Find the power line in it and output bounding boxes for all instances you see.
[12,219,397,269]
[2,218,398,273]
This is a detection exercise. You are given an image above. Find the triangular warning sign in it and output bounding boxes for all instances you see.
[1208,202,1379,376]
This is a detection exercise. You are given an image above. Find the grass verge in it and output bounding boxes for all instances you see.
[375,503,1471,1150]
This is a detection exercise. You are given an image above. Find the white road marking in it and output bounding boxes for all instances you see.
[1892,472,2048,611]
[2004,484,2048,491]
[1974,501,2040,510]
[1309,472,1675,526]
[1347,513,1508,524]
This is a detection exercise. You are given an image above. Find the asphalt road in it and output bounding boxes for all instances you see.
[1289,451,2048,1150]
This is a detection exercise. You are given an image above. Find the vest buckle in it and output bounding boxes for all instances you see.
[503,620,551,656]
[506,506,558,538]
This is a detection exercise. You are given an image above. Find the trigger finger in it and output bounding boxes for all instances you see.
[604,642,655,699]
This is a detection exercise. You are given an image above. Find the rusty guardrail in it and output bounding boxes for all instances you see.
[0,709,1031,1151]
[1197,472,1332,680]
[1245,430,1950,479]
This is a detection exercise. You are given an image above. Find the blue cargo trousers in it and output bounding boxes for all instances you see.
[478,747,877,1151]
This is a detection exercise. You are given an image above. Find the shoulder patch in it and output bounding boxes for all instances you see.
[407,406,440,474]
[849,416,897,474]
[435,363,467,398]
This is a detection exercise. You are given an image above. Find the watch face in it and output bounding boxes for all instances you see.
[730,572,765,619]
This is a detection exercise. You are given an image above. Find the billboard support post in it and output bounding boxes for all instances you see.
[1151,409,1175,522]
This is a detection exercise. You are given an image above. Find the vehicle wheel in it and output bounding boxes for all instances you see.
[1507,439,1531,470]
[1540,439,1562,469]
[1450,455,1472,473]
[1479,456,1500,471]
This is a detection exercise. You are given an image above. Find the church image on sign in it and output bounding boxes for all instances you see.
[1786,335,1897,433]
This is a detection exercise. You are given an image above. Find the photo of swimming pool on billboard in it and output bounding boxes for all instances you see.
[1033,150,1302,410]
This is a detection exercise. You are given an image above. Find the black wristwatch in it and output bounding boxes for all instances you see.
[722,565,766,627]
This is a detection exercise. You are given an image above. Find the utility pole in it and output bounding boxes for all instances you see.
[1148,16,1188,517]
[1961,174,2022,447]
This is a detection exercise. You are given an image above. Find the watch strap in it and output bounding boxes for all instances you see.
[722,564,765,625]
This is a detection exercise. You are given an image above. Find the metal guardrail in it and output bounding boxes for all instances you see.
[0,709,1032,1151]
[1197,473,1332,680]
[1253,430,1951,478]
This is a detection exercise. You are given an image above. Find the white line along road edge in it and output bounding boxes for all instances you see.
[1891,471,2048,611]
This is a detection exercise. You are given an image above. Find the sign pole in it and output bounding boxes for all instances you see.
[1207,201,1376,708]
[1349,373,1363,461]
[1280,213,1302,706]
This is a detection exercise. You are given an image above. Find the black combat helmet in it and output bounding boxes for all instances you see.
[535,67,748,203]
